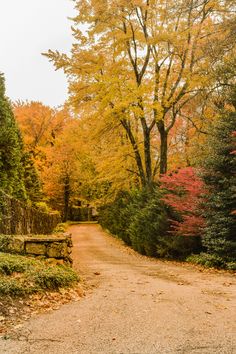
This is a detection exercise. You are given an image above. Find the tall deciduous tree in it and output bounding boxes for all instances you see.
[46,0,234,187]
[42,119,94,219]
[14,101,69,172]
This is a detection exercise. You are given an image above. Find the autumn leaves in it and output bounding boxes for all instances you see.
[46,0,234,187]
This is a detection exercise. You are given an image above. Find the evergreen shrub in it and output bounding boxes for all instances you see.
[201,111,236,261]
[0,253,79,297]
[187,253,236,270]
[99,187,200,258]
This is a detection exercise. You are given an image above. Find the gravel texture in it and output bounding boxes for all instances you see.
[0,224,235,354]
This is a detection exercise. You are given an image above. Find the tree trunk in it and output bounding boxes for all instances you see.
[121,119,146,187]
[63,175,70,222]
[141,117,152,186]
[157,121,168,175]
[144,134,152,185]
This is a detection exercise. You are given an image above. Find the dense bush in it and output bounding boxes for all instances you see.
[99,187,201,258]
[100,188,168,256]
[0,253,79,297]
[99,190,133,245]
[156,234,202,259]
[126,189,169,256]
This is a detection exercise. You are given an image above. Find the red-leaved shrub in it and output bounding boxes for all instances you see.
[160,167,206,236]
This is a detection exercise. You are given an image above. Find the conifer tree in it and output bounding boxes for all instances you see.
[0,73,26,200]
[22,152,42,203]
[202,106,236,261]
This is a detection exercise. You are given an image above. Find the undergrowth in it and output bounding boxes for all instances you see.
[0,235,11,252]
[0,252,79,297]
[187,253,236,270]
[53,223,68,233]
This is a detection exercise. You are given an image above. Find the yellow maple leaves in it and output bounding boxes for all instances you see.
[44,0,236,186]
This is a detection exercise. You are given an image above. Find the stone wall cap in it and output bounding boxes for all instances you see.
[24,234,68,242]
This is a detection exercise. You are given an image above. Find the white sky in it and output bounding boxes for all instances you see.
[0,0,75,107]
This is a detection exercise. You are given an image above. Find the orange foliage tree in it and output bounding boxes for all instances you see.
[14,101,69,172]
[42,118,110,219]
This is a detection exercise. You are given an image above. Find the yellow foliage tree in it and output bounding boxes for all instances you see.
[46,0,235,187]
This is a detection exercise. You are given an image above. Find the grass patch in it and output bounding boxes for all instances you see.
[0,253,79,297]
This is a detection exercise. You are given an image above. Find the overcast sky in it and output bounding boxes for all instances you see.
[0,0,75,107]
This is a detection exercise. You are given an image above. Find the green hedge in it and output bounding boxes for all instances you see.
[99,188,201,259]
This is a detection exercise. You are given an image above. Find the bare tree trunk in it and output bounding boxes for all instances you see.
[121,119,146,187]
[141,118,152,186]
[157,121,168,175]
[63,175,70,222]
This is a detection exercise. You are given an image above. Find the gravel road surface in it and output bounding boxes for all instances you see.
[0,224,235,354]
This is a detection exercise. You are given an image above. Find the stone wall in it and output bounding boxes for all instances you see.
[0,190,60,235]
[0,233,73,265]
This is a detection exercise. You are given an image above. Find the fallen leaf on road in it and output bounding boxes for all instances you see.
[222,282,232,287]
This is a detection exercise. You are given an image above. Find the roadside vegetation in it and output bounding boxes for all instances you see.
[0,1,235,273]
[99,109,236,270]
[0,252,82,334]
[0,253,79,297]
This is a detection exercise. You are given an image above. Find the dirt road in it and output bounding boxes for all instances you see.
[1,224,236,353]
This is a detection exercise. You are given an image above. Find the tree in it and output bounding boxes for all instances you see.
[77,112,140,201]
[14,101,69,172]
[46,0,234,187]
[0,73,26,200]
[42,119,95,220]
[201,107,236,260]
[22,151,42,203]
[14,101,73,206]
